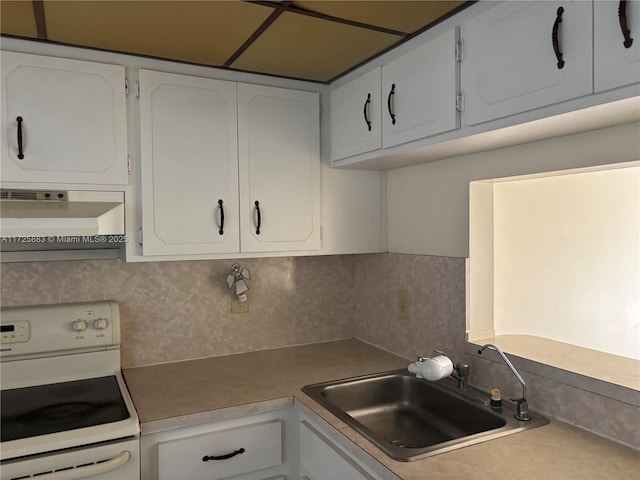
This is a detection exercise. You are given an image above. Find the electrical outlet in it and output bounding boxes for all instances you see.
[397,289,410,319]
[231,293,249,314]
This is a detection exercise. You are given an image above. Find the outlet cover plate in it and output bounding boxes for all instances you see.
[231,293,249,314]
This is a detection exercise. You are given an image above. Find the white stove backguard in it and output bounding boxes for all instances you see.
[1,301,121,362]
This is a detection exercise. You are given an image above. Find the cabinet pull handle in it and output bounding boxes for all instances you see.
[552,7,565,69]
[16,116,24,159]
[387,84,396,125]
[254,201,261,235]
[202,448,245,461]
[363,93,372,131]
[218,199,225,235]
[619,1,634,48]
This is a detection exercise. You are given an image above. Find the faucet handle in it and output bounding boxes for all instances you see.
[510,397,532,422]
[416,356,427,362]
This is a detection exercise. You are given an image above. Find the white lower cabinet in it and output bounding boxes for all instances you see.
[141,409,297,480]
[299,418,384,480]
[141,408,390,480]
[158,420,282,480]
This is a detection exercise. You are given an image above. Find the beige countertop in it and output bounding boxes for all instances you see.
[123,339,640,480]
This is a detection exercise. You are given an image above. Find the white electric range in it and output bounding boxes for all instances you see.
[0,301,140,480]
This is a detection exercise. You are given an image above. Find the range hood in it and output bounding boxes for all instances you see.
[0,189,125,262]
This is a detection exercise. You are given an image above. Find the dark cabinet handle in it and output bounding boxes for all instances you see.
[387,84,396,125]
[254,201,261,235]
[619,1,634,48]
[552,7,565,69]
[363,93,372,131]
[16,116,24,159]
[218,199,224,235]
[202,448,245,461]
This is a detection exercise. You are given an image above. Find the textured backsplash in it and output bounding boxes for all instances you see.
[353,253,467,360]
[1,252,637,447]
[0,255,356,367]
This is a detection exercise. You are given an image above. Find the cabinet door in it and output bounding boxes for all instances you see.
[1,51,128,185]
[594,0,640,92]
[139,70,239,255]
[381,27,459,148]
[330,68,382,161]
[463,1,593,126]
[299,421,378,480]
[238,84,320,253]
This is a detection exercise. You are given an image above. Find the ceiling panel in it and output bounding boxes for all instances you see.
[293,0,467,34]
[231,11,400,82]
[43,0,272,66]
[0,1,38,38]
[0,1,472,83]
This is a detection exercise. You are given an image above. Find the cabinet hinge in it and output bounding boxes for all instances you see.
[127,155,132,175]
[138,227,143,246]
[455,40,465,63]
[125,78,129,96]
[456,92,465,113]
[136,81,141,99]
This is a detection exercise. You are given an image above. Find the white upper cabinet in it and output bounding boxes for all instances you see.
[462,1,593,126]
[330,68,382,160]
[1,51,128,185]
[138,73,320,258]
[381,27,460,148]
[238,83,320,253]
[594,0,640,92]
[139,70,239,255]
[330,27,460,162]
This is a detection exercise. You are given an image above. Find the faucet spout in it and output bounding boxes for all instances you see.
[478,344,530,421]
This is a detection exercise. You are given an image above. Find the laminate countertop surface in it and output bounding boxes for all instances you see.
[123,339,639,480]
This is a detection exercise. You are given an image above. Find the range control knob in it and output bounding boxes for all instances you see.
[71,319,88,332]
[93,318,109,330]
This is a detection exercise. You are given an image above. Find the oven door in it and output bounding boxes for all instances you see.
[0,438,139,480]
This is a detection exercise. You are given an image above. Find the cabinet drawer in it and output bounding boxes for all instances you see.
[158,420,282,480]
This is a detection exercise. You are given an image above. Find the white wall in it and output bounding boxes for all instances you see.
[493,166,640,360]
[387,121,640,257]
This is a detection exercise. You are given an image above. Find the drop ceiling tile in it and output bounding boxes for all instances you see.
[293,1,467,34]
[232,11,400,82]
[43,1,273,66]
[1,1,38,38]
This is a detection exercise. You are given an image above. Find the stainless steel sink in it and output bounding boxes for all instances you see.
[302,369,549,461]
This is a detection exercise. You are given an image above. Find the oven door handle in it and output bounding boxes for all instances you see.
[25,450,131,480]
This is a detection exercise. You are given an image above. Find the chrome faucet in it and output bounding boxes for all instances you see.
[451,363,470,389]
[477,344,531,422]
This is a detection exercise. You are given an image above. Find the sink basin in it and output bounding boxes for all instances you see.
[302,369,549,461]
